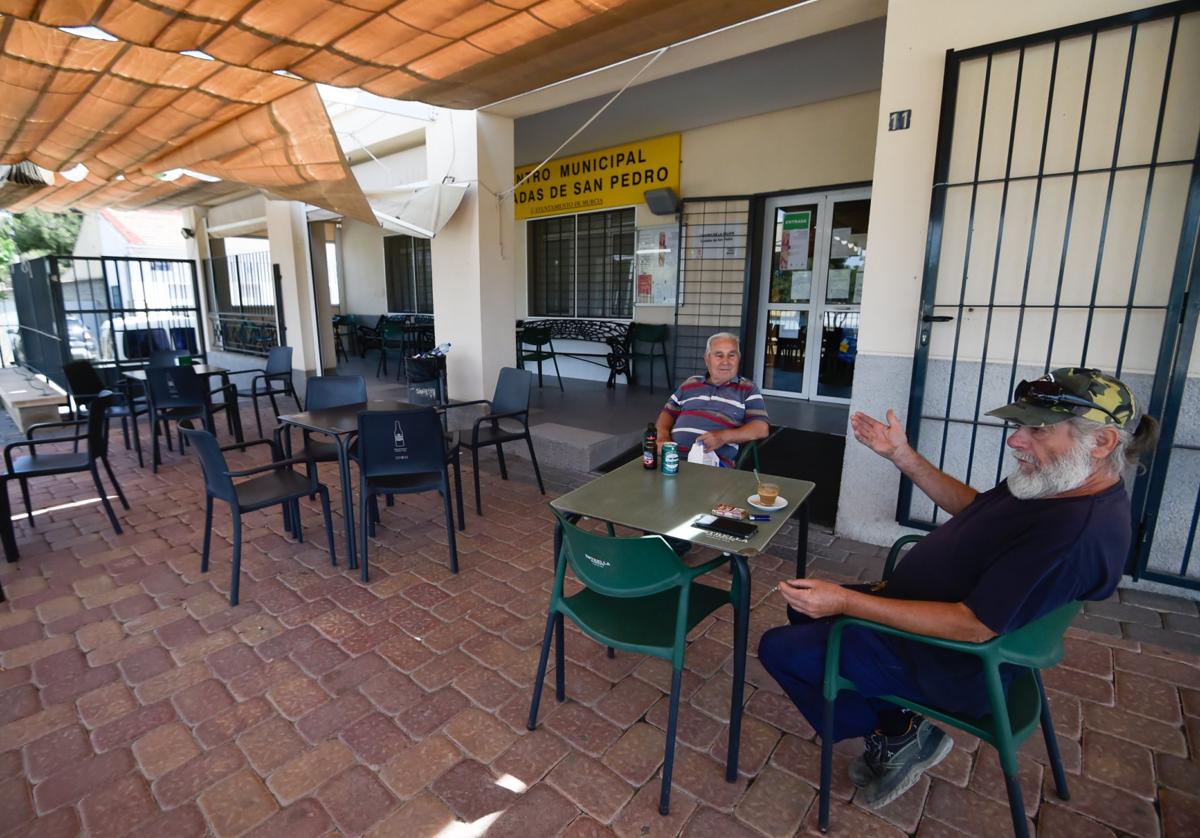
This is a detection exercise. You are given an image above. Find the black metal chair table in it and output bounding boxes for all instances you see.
[4,391,130,535]
[181,425,337,606]
[440,366,544,515]
[355,408,460,581]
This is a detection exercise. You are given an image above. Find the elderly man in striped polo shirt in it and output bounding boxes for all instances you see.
[655,332,769,467]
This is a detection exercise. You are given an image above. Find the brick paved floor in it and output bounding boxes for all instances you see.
[1,410,1199,837]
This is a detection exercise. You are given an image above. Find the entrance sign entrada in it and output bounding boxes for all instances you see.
[514,134,681,220]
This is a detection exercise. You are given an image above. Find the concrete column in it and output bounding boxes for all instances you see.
[427,110,517,402]
[266,201,320,376]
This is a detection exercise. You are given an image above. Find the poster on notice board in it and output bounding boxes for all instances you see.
[635,225,680,306]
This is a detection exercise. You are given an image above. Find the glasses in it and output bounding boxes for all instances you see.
[1013,376,1121,424]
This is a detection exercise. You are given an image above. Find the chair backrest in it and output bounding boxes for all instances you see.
[178,424,236,503]
[305,375,367,411]
[521,324,553,348]
[356,408,446,479]
[631,323,667,345]
[552,508,687,598]
[63,360,106,403]
[491,367,531,417]
[147,366,206,409]
[995,601,1083,670]
[148,350,180,369]
[265,346,293,376]
[86,391,114,459]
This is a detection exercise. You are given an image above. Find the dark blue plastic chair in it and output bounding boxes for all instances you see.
[4,391,129,534]
[63,359,147,468]
[247,347,303,437]
[356,408,459,581]
[441,367,544,515]
[181,424,336,606]
[299,375,368,479]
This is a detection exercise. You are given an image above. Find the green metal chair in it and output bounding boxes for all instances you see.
[627,323,671,392]
[817,535,1075,837]
[527,509,742,815]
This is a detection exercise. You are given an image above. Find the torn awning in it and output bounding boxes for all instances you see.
[370,182,471,239]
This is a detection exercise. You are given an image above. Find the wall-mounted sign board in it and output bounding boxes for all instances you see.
[514,134,681,220]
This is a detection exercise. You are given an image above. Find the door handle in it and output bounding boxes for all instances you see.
[921,315,954,323]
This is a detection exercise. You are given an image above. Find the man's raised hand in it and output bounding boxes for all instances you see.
[850,409,910,463]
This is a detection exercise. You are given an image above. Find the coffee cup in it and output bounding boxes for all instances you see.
[756,483,780,507]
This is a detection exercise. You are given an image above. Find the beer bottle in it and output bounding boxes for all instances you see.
[642,423,657,469]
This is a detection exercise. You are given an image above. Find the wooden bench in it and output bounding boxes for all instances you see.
[0,366,68,432]
[517,319,633,388]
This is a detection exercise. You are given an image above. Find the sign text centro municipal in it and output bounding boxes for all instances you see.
[514,134,680,220]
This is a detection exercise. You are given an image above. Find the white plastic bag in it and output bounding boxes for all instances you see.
[687,442,720,467]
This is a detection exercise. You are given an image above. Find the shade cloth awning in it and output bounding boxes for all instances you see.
[0,15,376,222]
[0,1,803,110]
[370,182,471,239]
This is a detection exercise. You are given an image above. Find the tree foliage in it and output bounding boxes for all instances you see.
[4,209,83,258]
[0,213,15,267]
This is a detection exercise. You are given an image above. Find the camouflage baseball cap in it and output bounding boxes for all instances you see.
[986,368,1137,428]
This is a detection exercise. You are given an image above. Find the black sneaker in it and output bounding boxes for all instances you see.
[860,716,952,809]
[848,732,883,788]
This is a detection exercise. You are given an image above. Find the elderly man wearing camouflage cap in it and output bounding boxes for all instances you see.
[757,368,1158,811]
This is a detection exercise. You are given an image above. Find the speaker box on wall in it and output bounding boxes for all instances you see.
[643,188,679,215]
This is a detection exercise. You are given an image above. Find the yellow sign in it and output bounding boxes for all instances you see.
[513,134,680,220]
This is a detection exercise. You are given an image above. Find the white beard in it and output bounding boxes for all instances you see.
[1006,436,1096,500]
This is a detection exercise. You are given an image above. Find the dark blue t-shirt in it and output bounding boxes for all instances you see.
[875,480,1130,705]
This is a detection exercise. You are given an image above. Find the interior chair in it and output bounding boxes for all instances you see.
[355,408,461,581]
[376,321,406,379]
[181,425,336,606]
[528,509,741,815]
[146,366,240,472]
[331,315,352,362]
[63,359,148,468]
[518,324,563,391]
[225,346,302,437]
[440,367,544,515]
[817,535,1075,837]
[356,315,386,359]
[4,392,130,534]
[627,323,671,392]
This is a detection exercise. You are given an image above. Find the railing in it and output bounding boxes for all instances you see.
[208,311,277,356]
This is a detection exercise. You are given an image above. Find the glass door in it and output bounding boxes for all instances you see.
[756,188,870,402]
[758,196,820,397]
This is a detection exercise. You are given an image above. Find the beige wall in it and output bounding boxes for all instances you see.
[339,219,387,316]
[512,91,881,324]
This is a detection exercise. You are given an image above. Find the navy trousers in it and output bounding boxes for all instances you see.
[757,602,991,742]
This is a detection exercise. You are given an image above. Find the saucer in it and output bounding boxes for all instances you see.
[748,494,787,512]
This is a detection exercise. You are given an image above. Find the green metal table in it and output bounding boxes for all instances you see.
[550,459,815,782]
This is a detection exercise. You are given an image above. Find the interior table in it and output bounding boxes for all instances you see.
[550,459,815,781]
[276,399,416,570]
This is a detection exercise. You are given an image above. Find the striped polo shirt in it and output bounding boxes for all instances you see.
[661,375,769,467]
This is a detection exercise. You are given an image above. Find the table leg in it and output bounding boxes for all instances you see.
[726,553,750,782]
[795,500,809,578]
[336,435,357,569]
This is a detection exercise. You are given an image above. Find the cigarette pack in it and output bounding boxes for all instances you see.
[712,503,748,520]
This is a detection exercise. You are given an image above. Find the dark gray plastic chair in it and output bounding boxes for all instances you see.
[299,375,368,475]
[146,366,240,472]
[246,346,303,437]
[181,425,336,606]
[356,408,459,581]
[63,359,147,468]
[4,391,129,534]
[441,367,544,515]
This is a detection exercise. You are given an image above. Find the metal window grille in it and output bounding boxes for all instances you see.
[673,198,752,379]
[384,235,434,313]
[902,2,1200,589]
[527,208,634,318]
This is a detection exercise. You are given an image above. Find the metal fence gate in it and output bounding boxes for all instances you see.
[672,198,754,378]
[9,254,205,388]
[901,1,1200,589]
[204,249,284,356]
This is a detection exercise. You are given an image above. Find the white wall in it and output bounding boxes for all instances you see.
[339,218,387,316]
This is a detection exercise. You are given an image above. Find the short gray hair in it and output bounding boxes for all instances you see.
[705,332,740,354]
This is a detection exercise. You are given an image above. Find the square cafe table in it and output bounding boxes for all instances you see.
[550,459,815,780]
[276,399,416,570]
